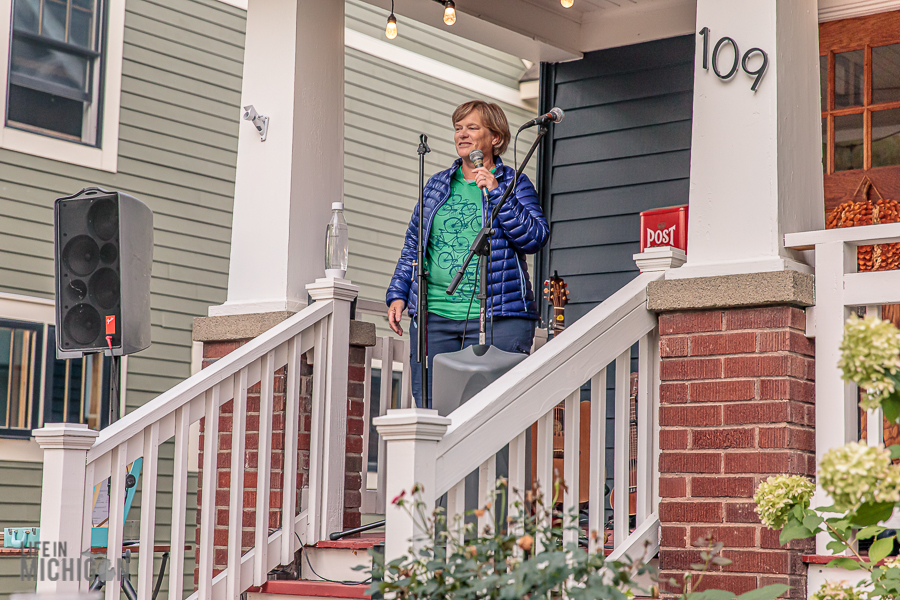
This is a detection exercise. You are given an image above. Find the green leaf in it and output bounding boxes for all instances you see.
[854,502,898,527]
[825,557,861,571]
[779,524,813,545]
[826,540,848,553]
[889,444,900,460]
[734,584,791,600]
[870,536,897,564]
[857,525,887,540]
[882,393,900,424]
[803,514,824,530]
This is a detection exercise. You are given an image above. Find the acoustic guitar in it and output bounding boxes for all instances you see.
[609,373,638,516]
[530,273,591,503]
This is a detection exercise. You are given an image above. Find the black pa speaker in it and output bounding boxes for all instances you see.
[54,187,153,358]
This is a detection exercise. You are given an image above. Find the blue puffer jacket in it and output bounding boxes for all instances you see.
[386,156,549,320]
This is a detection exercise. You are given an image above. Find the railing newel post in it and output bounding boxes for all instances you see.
[375,408,450,565]
[33,423,99,594]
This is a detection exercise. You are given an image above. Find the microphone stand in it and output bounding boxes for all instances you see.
[446,125,549,344]
[416,134,431,409]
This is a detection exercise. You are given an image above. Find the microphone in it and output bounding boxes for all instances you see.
[469,149,490,199]
[469,149,484,169]
[518,107,564,130]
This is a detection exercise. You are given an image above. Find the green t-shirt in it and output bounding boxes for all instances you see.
[425,167,488,320]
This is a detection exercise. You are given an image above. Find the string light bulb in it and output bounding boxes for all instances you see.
[561,0,574,7]
[443,0,456,25]
[385,13,397,39]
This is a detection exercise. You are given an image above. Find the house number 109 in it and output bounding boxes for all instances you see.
[699,27,768,92]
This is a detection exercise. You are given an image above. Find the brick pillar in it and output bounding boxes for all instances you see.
[657,306,816,597]
[192,317,375,583]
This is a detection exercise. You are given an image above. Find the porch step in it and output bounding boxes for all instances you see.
[250,580,370,599]
[300,534,383,583]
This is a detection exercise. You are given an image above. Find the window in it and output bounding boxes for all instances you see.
[0,0,124,171]
[0,318,110,438]
[0,320,43,436]
[819,11,900,216]
[6,0,103,143]
[820,20,900,174]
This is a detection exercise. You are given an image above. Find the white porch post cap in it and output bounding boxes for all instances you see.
[33,422,99,450]
[375,408,451,442]
[633,246,687,273]
[306,277,359,302]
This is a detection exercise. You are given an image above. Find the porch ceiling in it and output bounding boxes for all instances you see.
[357,0,698,62]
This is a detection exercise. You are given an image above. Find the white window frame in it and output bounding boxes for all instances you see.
[0,0,125,172]
[0,291,126,461]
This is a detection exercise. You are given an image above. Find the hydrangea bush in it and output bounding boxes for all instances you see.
[753,315,900,600]
[369,480,788,600]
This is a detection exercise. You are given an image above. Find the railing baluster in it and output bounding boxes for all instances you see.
[477,455,496,534]
[137,423,160,600]
[361,345,374,513]
[588,369,607,554]
[613,350,630,546]
[637,332,655,522]
[81,462,95,593]
[283,336,302,557]
[375,336,391,513]
[254,350,276,584]
[400,340,412,408]
[508,432,526,557]
[562,389,581,547]
[106,443,128,600]
[168,405,190,600]
[226,368,249,600]
[380,337,393,410]
[307,322,328,542]
[446,479,465,550]
[198,387,221,600]
[535,411,554,554]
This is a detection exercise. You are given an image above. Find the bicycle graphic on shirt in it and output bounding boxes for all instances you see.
[431,198,481,304]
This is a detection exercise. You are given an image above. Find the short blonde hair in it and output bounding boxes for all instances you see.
[452,100,511,157]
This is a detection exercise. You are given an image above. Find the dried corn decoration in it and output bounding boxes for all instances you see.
[826,177,900,272]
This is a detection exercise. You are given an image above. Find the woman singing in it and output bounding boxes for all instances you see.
[386,100,549,407]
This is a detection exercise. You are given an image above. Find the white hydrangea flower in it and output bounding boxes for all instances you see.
[753,475,815,529]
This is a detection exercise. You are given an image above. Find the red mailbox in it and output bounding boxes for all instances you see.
[640,205,688,252]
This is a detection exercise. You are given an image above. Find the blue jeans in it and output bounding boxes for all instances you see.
[409,313,536,408]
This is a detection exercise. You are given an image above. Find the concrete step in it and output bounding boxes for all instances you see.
[300,534,383,583]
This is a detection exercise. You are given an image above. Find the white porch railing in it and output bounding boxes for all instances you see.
[786,223,900,552]
[361,334,413,515]
[377,271,664,563]
[33,278,357,599]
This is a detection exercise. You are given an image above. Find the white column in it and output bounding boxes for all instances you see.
[211,0,344,316]
[374,408,451,565]
[307,277,358,538]
[32,423,99,593]
[669,0,824,280]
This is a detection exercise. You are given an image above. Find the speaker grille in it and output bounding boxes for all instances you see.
[89,198,119,241]
[63,235,100,276]
[63,304,102,346]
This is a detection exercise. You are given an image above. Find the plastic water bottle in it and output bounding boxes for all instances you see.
[325,201,349,279]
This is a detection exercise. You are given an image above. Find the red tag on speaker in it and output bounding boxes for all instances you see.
[106,315,116,335]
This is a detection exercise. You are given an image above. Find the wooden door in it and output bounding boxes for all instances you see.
[820,11,900,213]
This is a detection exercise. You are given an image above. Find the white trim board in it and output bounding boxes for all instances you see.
[344,28,531,110]
[818,0,900,21]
